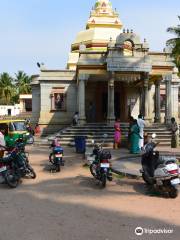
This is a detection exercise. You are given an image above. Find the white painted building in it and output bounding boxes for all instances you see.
[0,104,21,117]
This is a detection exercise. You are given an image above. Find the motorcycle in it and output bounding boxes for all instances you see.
[0,147,21,188]
[0,141,36,188]
[14,141,36,179]
[140,134,180,198]
[49,145,64,172]
[26,133,34,144]
[89,135,112,188]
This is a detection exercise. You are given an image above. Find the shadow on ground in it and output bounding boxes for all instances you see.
[0,177,179,240]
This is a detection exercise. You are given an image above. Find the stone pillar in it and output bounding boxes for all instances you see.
[143,73,149,119]
[78,75,87,125]
[23,100,26,112]
[165,74,172,124]
[107,72,115,124]
[154,79,161,123]
[139,86,144,116]
[148,84,153,122]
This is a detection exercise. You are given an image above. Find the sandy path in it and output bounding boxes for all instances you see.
[0,146,179,240]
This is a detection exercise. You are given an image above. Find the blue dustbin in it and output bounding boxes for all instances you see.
[74,136,86,153]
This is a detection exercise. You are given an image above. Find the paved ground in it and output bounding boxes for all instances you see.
[0,145,180,240]
[110,147,180,177]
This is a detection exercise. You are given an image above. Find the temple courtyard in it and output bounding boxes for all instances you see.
[0,145,179,240]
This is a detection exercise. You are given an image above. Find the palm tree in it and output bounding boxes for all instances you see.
[167,16,180,72]
[15,71,32,94]
[0,72,16,104]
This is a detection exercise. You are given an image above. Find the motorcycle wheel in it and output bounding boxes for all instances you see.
[26,164,36,179]
[107,173,113,181]
[56,164,61,172]
[61,159,65,166]
[168,186,178,198]
[5,170,20,188]
[142,173,153,185]
[90,164,96,178]
[101,174,107,188]
[28,168,36,179]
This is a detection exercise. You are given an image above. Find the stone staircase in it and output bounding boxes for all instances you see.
[46,123,172,147]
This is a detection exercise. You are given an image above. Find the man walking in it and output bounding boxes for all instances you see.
[137,114,145,150]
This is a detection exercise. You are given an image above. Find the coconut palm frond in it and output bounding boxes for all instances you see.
[166,37,179,46]
[166,17,180,72]
[14,71,32,94]
[167,27,180,36]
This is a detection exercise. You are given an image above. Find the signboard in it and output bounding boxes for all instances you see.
[107,60,152,72]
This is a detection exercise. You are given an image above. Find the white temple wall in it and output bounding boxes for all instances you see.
[31,85,40,123]
[171,84,179,122]
[39,82,77,125]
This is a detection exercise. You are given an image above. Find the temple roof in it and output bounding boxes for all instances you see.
[92,0,115,17]
[116,32,141,45]
[87,0,122,29]
[72,0,123,48]
[68,0,123,69]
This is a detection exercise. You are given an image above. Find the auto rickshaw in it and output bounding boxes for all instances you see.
[0,119,34,145]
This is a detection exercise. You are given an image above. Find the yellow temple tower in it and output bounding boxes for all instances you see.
[67,0,123,70]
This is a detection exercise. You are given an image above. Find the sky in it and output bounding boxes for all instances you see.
[0,0,179,76]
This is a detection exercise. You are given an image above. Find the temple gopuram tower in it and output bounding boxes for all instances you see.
[67,0,123,70]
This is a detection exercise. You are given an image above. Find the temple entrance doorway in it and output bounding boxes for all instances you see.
[85,81,128,123]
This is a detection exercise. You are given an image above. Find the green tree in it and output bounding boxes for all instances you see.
[0,72,16,104]
[15,71,32,94]
[167,16,180,72]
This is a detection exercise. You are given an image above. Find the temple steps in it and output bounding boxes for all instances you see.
[45,123,172,147]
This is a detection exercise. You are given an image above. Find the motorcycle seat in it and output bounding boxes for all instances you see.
[158,156,176,165]
[53,147,63,153]
[99,150,111,160]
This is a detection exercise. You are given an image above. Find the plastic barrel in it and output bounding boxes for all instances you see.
[74,136,86,153]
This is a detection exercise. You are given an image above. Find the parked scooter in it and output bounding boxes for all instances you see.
[49,139,64,172]
[140,134,180,198]
[89,134,112,188]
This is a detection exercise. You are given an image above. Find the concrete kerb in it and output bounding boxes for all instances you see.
[111,168,141,179]
[111,151,180,178]
[111,155,141,178]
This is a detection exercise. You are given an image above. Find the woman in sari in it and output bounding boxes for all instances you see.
[130,119,140,154]
[114,118,121,149]
[128,116,134,149]
[170,117,179,148]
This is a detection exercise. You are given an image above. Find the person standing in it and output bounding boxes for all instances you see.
[128,116,134,149]
[114,118,121,149]
[170,117,179,148]
[73,112,79,126]
[88,102,96,123]
[0,129,6,158]
[34,124,41,136]
[137,114,145,150]
[130,119,140,154]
